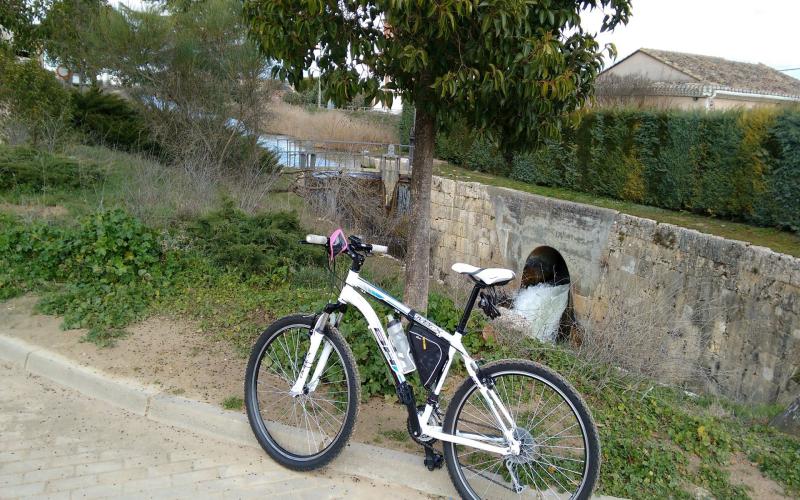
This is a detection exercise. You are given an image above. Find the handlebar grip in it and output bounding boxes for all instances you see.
[305,234,328,245]
[370,244,388,254]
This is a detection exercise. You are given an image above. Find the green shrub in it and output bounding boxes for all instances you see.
[71,88,160,155]
[398,103,415,145]
[0,53,72,145]
[282,86,319,107]
[500,108,800,232]
[186,203,322,278]
[465,135,506,174]
[0,210,178,344]
[0,145,105,191]
[510,140,578,189]
[435,122,474,166]
[226,133,280,174]
[754,110,800,231]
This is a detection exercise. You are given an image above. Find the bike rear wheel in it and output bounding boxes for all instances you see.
[443,359,600,499]
[245,314,359,470]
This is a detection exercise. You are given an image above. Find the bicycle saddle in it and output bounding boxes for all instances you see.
[451,263,515,286]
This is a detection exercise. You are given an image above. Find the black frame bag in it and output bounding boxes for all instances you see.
[407,323,449,389]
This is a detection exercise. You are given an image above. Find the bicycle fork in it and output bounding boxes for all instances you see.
[289,313,335,396]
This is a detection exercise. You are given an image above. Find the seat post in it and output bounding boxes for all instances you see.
[456,283,482,334]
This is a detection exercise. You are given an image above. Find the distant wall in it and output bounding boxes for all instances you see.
[430,176,800,404]
[604,51,693,83]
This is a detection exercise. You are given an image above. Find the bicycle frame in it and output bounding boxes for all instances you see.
[288,268,522,457]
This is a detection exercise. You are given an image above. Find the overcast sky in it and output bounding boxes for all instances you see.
[581,0,800,79]
[112,0,800,80]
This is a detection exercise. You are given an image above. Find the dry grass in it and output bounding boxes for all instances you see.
[264,102,398,146]
[572,275,720,389]
[294,171,408,254]
[488,274,724,392]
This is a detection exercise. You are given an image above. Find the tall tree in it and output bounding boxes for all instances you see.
[91,0,278,196]
[0,0,50,56]
[40,0,110,87]
[243,0,631,312]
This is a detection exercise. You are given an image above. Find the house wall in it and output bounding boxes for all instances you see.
[604,52,694,83]
[598,94,788,111]
[429,176,800,405]
[712,97,783,110]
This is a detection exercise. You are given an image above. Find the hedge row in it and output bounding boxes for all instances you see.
[438,108,800,232]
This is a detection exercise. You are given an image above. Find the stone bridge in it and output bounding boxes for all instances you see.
[429,176,800,405]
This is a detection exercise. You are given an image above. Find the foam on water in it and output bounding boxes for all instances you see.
[512,282,570,342]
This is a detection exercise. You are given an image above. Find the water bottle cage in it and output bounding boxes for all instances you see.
[478,289,502,319]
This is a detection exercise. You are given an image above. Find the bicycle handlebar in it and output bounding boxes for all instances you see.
[304,234,388,255]
[305,234,328,245]
[370,244,388,254]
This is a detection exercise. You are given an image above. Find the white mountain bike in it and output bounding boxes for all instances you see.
[245,229,600,499]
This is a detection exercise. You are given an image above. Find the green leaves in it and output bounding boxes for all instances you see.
[0,145,105,192]
[186,203,323,279]
[0,52,73,146]
[242,0,632,149]
[0,209,175,345]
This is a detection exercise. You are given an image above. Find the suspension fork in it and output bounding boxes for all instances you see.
[289,312,338,396]
[468,362,521,454]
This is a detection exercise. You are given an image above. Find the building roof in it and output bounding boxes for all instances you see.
[606,48,800,98]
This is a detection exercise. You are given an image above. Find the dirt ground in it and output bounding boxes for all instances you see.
[0,203,69,218]
[0,295,421,455]
[726,452,790,499]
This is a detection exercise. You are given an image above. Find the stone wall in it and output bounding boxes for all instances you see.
[430,176,800,404]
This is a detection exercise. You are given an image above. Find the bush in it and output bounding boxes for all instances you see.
[505,108,800,232]
[0,210,177,344]
[186,203,322,278]
[0,53,73,147]
[465,135,506,174]
[510,140,578,189]
[436,122,508,175]
[282,87,319,107]
[435,122,474,166]
[398,104,415,145]
[0,145,105,191]
[754,110,800,231]
[71,88,160,155]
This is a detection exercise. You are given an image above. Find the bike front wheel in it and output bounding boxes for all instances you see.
[244,314,360,470]
[443,359,600,499]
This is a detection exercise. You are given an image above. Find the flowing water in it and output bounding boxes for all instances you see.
[512,283,571,342]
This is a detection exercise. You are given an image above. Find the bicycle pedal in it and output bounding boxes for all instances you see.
[423,447,444,471]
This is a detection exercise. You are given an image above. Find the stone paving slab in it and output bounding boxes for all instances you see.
[0,362,428,499]
[0,334,458,498]
[0,333,624,500]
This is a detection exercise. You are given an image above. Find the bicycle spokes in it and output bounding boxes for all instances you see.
[452,371,589,498]
[256,326,350,457]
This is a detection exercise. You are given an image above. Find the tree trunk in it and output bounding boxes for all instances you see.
[403,106,435,313]
[770,396,800,437]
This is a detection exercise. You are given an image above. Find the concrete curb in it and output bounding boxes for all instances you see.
[26,349,156,417]
[0,334,455,498]
[0,334,36,368]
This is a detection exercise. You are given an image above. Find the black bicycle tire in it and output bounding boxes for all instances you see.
[244,314,360,471]
[443,359,600,499]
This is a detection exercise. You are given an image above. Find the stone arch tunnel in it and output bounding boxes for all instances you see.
[429,176,800,404]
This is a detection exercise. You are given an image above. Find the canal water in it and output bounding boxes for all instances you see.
[512,283,570,342]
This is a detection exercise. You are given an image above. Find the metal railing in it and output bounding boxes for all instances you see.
[261,135,413,173]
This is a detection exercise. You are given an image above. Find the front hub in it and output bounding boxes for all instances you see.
[507,428,538,465]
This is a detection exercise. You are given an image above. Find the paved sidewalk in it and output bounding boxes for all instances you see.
[0,363,427,499]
